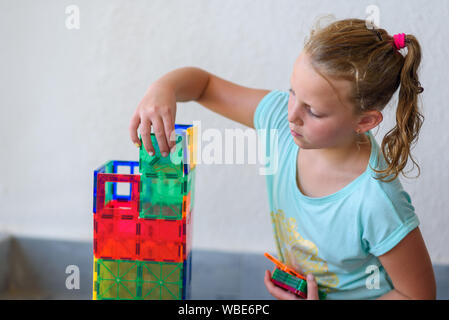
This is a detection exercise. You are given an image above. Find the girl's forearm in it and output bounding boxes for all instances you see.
[376,289,410,300]
[149,67,210,103]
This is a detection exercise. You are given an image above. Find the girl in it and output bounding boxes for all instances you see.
[129,18,435,299]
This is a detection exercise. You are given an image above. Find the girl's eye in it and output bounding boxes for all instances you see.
[307,107,320,118]
[289,88,322,118]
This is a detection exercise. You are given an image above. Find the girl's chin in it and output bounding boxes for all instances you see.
[293,136,306,146]
[292,136,315,149]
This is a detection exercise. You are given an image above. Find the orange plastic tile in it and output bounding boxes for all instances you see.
[264,252,306,280]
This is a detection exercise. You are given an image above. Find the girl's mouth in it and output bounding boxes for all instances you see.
[291,130,302,137]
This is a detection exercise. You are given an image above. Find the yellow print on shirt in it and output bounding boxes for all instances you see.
[271,209,339,294]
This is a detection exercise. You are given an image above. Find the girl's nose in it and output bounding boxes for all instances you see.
[288,105,304,126]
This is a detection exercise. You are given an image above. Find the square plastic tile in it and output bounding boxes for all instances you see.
[140,261,183,300]
[95,259,140,300]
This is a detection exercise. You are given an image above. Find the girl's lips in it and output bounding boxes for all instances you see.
[290,130,302,137]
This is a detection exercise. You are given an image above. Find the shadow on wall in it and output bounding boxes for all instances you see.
[0,234,447,300]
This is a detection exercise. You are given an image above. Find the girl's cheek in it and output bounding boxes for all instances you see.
[315,123,340,143]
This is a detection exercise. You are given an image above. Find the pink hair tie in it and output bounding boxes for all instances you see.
[393,33,407,50]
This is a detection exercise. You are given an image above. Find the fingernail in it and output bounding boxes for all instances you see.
[162,152,168,157]
[149,151,154,156]
[307,274,315,281]
[135,142,141,148]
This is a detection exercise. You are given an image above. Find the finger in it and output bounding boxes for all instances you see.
[264,270,300,300]
[264,270,282,299]
[161,112,176,152]
[141,117,154,156]
[264,270,273,289]
[152,116,170,157]
[306,274,319,300]
[129,110,141,147]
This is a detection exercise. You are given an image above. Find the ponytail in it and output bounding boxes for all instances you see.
[373,34,425,182]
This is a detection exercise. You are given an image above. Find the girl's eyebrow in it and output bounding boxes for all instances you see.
[289,86,314,108]
[290,77,335,115]
[290,78,328,112]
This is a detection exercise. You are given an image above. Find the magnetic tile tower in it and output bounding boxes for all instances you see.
[92,124,197,300]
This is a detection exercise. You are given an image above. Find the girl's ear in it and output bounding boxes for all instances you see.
[355,110,383,133]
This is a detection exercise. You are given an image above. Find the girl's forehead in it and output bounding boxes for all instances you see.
[292,55,332,98]
[292,53,354,112]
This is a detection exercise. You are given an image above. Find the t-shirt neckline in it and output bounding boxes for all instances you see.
[290,131,377,204]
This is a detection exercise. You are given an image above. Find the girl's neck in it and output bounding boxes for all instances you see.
[302,134,371,171]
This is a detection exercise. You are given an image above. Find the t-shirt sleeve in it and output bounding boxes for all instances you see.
[361,179,420,257]
[253,90,289,177]
[253,90,289,131]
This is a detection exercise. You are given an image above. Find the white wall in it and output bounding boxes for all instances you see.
[1,0,448,263]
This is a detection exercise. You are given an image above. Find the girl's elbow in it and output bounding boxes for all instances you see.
[408,284,437,300]
[410,293,436,300]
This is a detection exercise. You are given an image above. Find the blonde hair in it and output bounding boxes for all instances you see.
[303,17,424,183]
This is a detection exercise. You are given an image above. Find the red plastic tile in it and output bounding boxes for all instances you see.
[139,240,183,262]
[94,214,139,260]
[97,199,138,219]
[186,209,193,259]
[139,219,184,242]
[138,219,185,262]
[96,173,140,218]
[271,278,307,299]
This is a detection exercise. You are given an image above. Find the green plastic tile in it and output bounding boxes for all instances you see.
[272,268,327,300]
[95,259,185,300]
[141,261,183,300]
[95,259,140,300]
[272,268,306,292]
[139,202,184,220]
[318,290,327,300]
[139,170,195,220]
[137,131,196,219]
[139,135,185,179]
[141,175,184,205]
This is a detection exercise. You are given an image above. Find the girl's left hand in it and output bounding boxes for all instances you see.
[264,270,319,300]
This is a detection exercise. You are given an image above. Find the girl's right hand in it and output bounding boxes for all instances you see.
[264,270,320,300]
[129,84,178,157]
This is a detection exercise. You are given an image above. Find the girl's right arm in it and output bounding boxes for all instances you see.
[129,67,270,156]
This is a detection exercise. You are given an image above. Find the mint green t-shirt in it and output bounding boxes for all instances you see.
[254,90,420,300]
